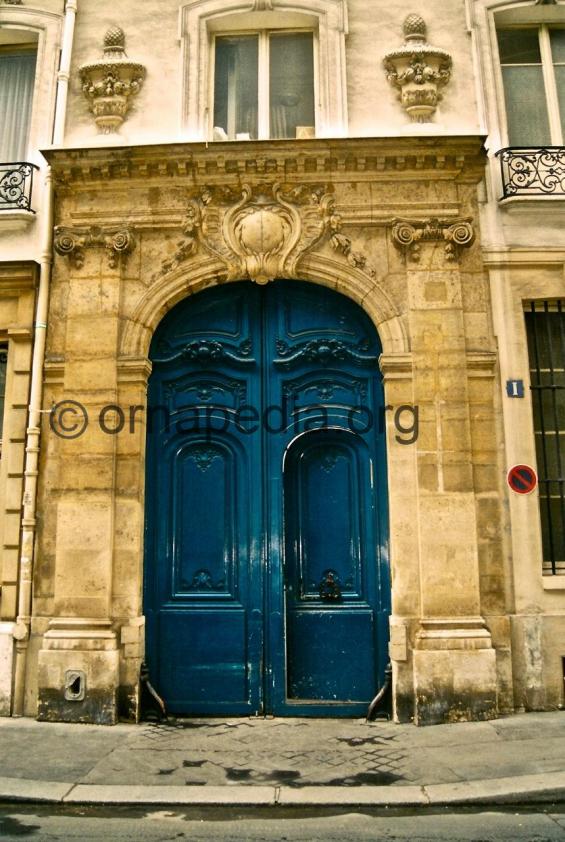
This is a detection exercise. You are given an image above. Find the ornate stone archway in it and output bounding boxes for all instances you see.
[34,136,505,726]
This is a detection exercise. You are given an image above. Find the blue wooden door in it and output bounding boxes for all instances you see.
[144,280,389,716]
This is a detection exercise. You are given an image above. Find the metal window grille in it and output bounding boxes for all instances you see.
[525,301,565,575]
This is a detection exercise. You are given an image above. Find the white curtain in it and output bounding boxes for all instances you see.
[0,52,36,161]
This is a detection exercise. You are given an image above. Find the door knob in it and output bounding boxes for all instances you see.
[318,570,342,601]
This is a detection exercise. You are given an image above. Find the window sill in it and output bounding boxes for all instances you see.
[0,210,36,231]
[499,195,565,209]
[542,575,565,590]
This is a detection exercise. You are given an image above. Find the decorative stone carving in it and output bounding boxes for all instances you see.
[79,27,145,134]
[391,218,474,262]
[383,14,452,123]
[54,225,135,269]
[161,183,375,283]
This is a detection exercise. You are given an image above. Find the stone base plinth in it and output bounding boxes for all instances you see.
[0,622,15,716]
[413,619,498,725]
[37,618,119,724]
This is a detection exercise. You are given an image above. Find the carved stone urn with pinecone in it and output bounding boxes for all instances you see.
[79,26,146,134]
[383,14,452,123]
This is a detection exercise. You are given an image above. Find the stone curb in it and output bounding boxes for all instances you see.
[1,774,565,806]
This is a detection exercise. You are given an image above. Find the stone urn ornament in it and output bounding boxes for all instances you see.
[79,26,146,135]
[383,14,452,123]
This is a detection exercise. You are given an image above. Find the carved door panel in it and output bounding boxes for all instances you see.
[263,282,390,716]
[144,281,389,716]
[144,285,264,715]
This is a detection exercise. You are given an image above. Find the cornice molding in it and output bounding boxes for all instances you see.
[379,352,414,380]
[116,357,153,384]
[466,351,497,377]
[43,137,487,188]
[0,262,38,292]
[482,248,565,267]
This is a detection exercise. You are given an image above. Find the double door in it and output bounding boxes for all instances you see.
[144,280,390,715]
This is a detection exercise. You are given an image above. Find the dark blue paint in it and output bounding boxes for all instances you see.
[144,280,390,716]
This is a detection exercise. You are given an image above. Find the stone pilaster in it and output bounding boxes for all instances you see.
[36,236,127,722]
[398,232,497,724]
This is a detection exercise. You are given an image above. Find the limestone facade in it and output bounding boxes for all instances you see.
[0,0,563,724]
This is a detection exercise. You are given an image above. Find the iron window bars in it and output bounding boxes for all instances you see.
[526,301,565,575]
[497,147,565,198]
[0,162,38,212]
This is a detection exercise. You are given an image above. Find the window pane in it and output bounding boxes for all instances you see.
[550,29,565,63]
[555,66,565,139]
[498,29,542,64]
[0,51,36,160]
[213,36,258,141]
[501,65,551,145]
[269,33,314,139]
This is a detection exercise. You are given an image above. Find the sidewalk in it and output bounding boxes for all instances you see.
[0,711,564,807]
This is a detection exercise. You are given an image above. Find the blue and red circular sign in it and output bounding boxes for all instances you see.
[507,464,538,495]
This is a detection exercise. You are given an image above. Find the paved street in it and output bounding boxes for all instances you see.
[1,804,565,841]
[1,711,565,789]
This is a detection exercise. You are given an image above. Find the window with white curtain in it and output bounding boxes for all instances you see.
[497,27,565,146]
[0,48,37,161]
[212,31,315,141]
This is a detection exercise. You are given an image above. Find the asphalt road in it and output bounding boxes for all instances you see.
[1,804,565,841]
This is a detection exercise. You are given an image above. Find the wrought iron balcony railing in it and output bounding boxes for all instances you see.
[0,162,39,213]
[496,147,565,199]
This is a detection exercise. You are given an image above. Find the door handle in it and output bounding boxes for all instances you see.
[318,570,342,601]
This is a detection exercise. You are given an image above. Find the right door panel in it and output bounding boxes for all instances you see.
[284,430,380,706]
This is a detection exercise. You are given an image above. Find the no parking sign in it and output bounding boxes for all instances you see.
[507,464,537,495]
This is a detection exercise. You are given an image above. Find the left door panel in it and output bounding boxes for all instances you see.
[144,284,263,715]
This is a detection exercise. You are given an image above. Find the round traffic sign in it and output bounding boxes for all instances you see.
[507,464,537,495]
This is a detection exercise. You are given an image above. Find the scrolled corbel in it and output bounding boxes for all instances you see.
[104,228,135,268]
[54,226,87,269]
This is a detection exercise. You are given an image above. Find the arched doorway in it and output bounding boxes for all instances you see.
[144,280,390,716]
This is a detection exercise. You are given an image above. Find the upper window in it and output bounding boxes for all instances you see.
[0,40,37,161]
[498,26,565,146]
[180,0,347,141]
[212,31,315,141]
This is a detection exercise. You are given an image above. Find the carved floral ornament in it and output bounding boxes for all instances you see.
[160,183,374,284]
[383,14,452,123]
[54,225,135,269]
[79,26,146,135]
